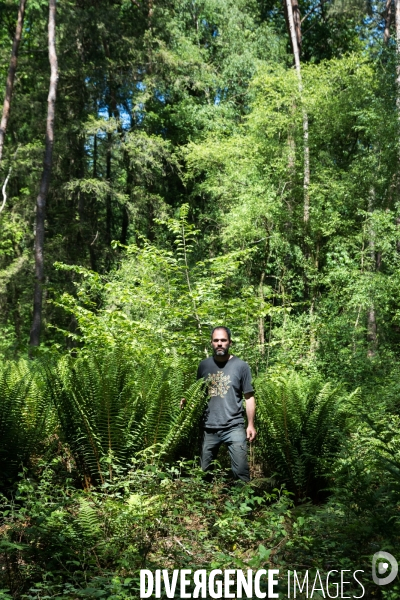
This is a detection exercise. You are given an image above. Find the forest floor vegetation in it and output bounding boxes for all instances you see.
[0,452,399,599]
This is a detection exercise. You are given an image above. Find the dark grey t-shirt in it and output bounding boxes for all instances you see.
[197,355,254,430]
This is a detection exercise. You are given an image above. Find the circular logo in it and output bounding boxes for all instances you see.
[372,551,398,586]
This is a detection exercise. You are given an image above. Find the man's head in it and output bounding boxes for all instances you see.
[211,326,232,359]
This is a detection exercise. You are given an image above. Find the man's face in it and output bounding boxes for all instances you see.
[211,329,232,358]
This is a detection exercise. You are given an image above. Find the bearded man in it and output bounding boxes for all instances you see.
[182,326,256,482]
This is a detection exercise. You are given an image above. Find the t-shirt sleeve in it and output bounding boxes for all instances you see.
[196,364,202,380]
[241,363,254,395]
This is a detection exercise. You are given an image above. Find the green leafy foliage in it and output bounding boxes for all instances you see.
[0,360,52,485]
[43,348,206,483]
[255,371,351,501]
[1,454,399,599]
[52,206,272,365]
[1,0,400,595]
[0,460,293,599]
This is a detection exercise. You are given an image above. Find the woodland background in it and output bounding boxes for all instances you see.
[1,0,400,597]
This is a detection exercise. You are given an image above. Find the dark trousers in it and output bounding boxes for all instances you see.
[200,424,250,482]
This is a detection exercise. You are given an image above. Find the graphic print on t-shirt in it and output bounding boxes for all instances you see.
[207,371,231,397]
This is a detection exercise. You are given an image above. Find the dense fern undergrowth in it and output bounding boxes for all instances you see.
[0,348,400,598]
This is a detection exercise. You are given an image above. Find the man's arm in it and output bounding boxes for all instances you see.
[244,392,257,442]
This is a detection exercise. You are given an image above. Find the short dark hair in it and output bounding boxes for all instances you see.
[211,326,232,341]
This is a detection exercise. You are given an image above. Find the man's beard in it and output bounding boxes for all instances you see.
[214,347,229,357]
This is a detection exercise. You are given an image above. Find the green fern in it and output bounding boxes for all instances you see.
[158,377,206,459]
[0,360,53,484]
[46,347,205,483]
[255,371,348,501]
[46,349,137,482]
[75,498,102,540]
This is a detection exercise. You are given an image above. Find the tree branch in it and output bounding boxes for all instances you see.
[301,1,322,23]
[0,145,19,215]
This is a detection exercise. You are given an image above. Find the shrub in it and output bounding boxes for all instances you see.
[0,360,53,487]
[255,370,350,502]
[45,348,206,484]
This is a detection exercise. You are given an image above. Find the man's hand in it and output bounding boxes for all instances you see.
[246,424,257,442]
[244,393,257,442]
[180,397,186,410]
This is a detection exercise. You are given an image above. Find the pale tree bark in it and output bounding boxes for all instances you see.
[367,305,377,356]
[384,0,392,43]
[0,0,27,166]
[29,0,58,347]
[284,0,301,55]
[285,0,310,224]
[292,0,302,53]
[0,146,19,214]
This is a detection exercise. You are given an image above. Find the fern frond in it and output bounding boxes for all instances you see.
[0,359,54,484]
[255,371,349,501]
[46,347,203,482]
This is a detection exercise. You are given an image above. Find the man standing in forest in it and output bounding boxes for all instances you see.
[182,326,256,482]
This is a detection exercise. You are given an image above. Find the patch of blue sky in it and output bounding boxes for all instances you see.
[359,12,387,49]
[118,105,132,130]
[155,90,166,103]
[96,104,131,130]
[98,106,108,120]
[201,18,218,37]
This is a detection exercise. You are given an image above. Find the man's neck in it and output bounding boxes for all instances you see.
[213,353,232,364]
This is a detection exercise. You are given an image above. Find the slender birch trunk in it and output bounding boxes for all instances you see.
[384,0,392,43]
[285,0,310,223]
[292,0,302,53]
[0,0,27,166]
[284,0,301,55]
[29,0,58,347]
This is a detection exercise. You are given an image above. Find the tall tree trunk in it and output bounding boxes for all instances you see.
[292,0,302,52]
[93,134,97,178]
[105,133,112,247]
[89,134,98,270]
[29,0,58,347]
[120,150,132,246]
[102,33,120,254]
[0,0,27,166]
[285,0,310,223]
[283,0,301,55]
[367,306,377,356]
[384,0,393,43]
